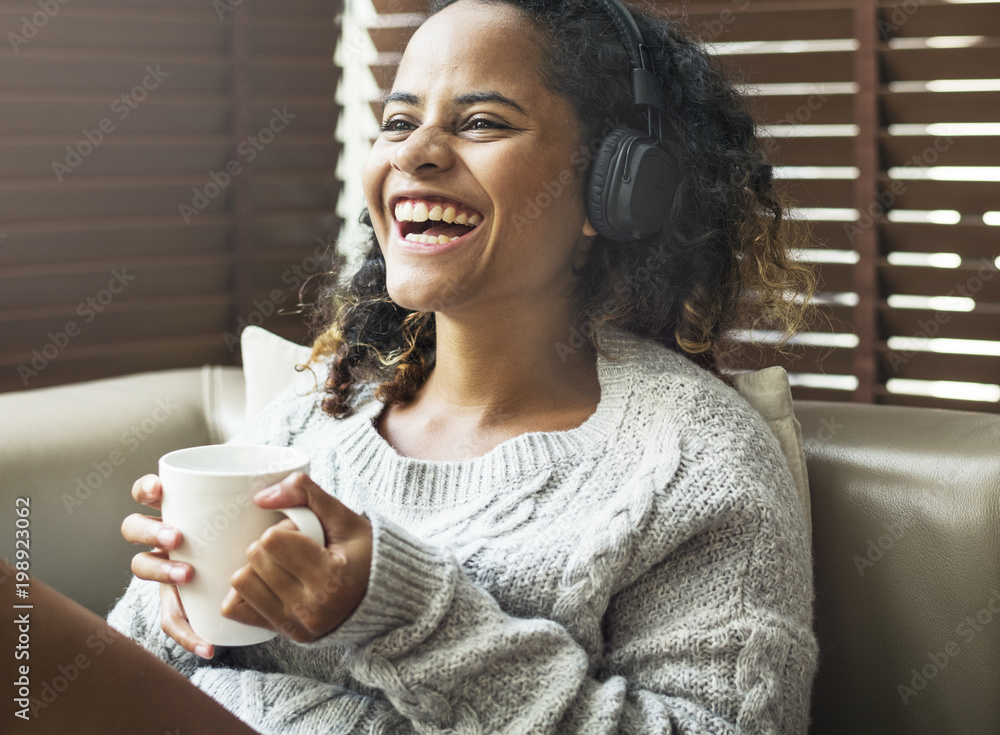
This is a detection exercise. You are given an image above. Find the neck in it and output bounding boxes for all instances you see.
[419,305,600,425]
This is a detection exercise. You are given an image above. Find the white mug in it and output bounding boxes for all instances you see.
[158,444,323,646]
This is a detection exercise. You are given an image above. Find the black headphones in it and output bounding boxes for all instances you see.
[586,0,679,242]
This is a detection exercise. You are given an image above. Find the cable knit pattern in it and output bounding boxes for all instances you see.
[108,326,818,734]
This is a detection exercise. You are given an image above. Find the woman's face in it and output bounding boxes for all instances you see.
[362,0,595,318]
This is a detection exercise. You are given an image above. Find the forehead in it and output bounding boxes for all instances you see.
[392,2,547,101]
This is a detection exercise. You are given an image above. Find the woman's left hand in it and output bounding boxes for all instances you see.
[220,472,372,643]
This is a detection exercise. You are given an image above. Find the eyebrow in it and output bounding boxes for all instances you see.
[381,90,527,116]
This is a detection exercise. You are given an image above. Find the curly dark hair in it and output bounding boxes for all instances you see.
[306,0,817,419]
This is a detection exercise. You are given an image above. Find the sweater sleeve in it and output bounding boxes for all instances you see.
[297,481,817,735]
[106,574,205,680]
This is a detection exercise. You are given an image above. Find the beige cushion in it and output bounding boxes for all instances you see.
[732,366,811,539]
[240,326,315,423]
[240,328,811,534]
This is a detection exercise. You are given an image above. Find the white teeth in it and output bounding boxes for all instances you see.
[394,200,482,227]
[404,233,461,245]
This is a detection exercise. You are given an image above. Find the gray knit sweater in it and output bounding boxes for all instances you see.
[108,327,818,734]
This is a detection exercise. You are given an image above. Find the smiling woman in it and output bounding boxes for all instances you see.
[106,1,819,733]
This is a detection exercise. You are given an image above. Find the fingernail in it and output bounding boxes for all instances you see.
[157,528,179,547]
[169,565,187,584]
[254,485,280,501]
[141,476,157,494]
[195,644,212,659]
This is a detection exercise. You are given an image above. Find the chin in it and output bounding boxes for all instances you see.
[385,284,447,314]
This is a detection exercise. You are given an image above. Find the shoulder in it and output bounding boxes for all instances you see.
[602,327,774,453]
[599,329,797,518]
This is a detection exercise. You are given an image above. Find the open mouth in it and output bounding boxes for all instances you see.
[394,197,483,245]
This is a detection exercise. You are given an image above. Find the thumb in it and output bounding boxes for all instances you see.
[254,471,354,537]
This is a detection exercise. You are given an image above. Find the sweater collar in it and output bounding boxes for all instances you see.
[334,326,651,508]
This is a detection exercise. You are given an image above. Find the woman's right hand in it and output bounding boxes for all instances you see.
[121,474,215,659]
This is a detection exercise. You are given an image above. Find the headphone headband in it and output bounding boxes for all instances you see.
[584,0,679,242]
[592,0,666,125]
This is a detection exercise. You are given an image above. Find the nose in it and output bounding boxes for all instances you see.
[389,124,455,176]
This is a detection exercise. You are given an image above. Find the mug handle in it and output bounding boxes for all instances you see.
[278,507,325,548]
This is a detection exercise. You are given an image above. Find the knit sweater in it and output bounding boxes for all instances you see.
[108,326,818,734]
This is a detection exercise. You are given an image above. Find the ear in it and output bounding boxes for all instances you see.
[582,217,598,238]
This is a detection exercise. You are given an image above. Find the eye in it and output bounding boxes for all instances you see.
[464,117,509,132]
[379,117,415,134]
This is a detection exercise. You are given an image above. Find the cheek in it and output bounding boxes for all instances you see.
[500,170,587,243]
[361,146,388,212]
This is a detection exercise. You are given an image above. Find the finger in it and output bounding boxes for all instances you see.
[223,566,295,635]
[253,472,359,540]
[256,525,341,588]
[235,545,302,609]
[253,528,356,637]
[131,474,163,509]
[219,587,276,632]
[131,550,192,585]
[121,513,182,549]
[160,584,214,659]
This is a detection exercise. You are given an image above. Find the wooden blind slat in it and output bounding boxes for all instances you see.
[766,136,854,167]
[879,348,1000,385]
[881,305,1000,343]
[879,2,1000,39]
[682,7,853,42]
[883,45,1000,83]
[882,135,1000,168]
[777,178,855,209]
[881,263,1000,302]
[746,93,854,126]
[881,222,1000,259]
[883,91,1000,125]
[880,178,1000,214]
[734,344,856,374]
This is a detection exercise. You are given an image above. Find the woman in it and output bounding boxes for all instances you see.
[117,0,819,732]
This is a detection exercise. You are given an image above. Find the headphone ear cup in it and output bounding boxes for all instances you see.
[586,127,638,242]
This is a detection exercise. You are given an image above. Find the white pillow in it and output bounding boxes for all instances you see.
[240,326,316,423]
[731,366,812,540]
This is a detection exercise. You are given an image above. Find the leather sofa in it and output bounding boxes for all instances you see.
[1,367,998,734]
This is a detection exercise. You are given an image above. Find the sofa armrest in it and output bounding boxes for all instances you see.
[0,366,245,614]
